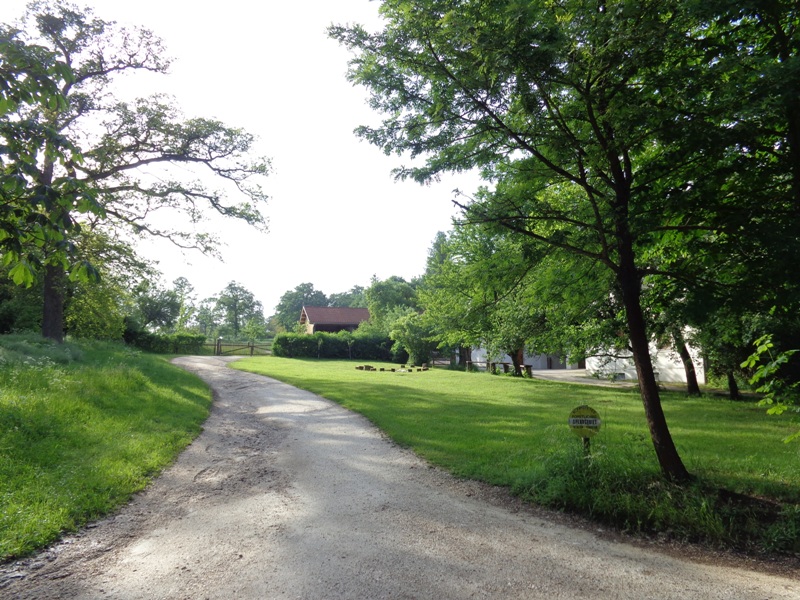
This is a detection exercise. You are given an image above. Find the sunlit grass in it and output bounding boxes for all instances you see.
[234,356,800,554]
[0,335,212,561]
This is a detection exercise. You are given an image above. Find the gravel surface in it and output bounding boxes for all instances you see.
[1,356,798,599]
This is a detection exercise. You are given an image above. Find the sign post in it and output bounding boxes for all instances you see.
[568,405,602,454]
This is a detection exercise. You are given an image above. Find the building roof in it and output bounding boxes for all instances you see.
[300,306,370,326]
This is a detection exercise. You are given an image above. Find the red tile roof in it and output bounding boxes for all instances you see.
[301,306,370,325]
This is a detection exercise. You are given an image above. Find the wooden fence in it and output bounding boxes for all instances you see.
[200,340,273,356]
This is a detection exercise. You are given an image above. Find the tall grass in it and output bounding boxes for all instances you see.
[0,334,212,561]
[234,357,800,555]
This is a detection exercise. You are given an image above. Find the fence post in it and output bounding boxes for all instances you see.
[250,342,254,356]
[216,338,222,356]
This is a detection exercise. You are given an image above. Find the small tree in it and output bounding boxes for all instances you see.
[742,334,800,443]
[390,311,436,366]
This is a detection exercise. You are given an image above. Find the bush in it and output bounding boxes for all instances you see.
[271,333,318,357]
[271,331,405,362]
[123,320,206,354]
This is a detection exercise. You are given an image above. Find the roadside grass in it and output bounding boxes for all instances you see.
[0,334,212,561]
[233,356,800,555]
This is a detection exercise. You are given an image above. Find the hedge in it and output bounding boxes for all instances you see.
[124,329,207,354]
[271,332,408,363]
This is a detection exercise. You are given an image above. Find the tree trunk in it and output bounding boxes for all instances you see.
[42,264,65,342]
[672,329,701,395]
[38,152,68,343]
[511,347,524,376]
[458,345,471,368]
[618,256,691,482]
[727,371,740,400]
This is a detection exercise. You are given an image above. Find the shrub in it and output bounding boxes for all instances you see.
[271,331,405,362]
[123,321,206,354]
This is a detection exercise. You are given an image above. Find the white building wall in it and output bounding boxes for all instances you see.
[585,343,705,384]
[469,348,571,370]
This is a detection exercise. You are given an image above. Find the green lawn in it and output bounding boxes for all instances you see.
[233,356,800,554]
[0,335,212,561]
[2,343,796,561]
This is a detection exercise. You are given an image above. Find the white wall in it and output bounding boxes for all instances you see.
[469,348,571,370]
[585,343,705,384]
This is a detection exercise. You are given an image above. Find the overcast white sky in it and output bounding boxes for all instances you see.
[5,0,481,314]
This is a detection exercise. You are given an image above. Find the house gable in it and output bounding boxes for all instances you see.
[299,306,370,334]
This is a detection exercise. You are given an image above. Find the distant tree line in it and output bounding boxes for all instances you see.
[0,266,270,346]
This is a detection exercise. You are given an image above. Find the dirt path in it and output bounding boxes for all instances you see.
[2,356,798,599]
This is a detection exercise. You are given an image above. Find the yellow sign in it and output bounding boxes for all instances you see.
[568,405,601,438]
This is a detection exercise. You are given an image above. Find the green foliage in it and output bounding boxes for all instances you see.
[271,332,321,358]
[331,0,800,481]
[272,283,328,332]
[60,230,156,339]
[0,334,211,559]
[271,331,402,362]
[187,280,268,342]
[364,275,418,334]
[389,311,436,366]
[65,283,125,340]
[122,322,206,355]
[421,225,619,364]
[132,281,180,332]
[0,268,42,333]
[240,316,268,342]
[328,285,367,308]
[742,334,800,442]
[214,281,265,339]
[0,24,101,284]
[521,443,800,553]
[172,277,196,331]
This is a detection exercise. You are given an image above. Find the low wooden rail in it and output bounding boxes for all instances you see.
[465,361,533,376]
[201,341,273,356]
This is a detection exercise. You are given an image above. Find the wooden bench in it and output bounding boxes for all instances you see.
[465,362,534,376]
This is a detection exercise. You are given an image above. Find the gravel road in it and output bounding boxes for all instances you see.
[1,355,798,599]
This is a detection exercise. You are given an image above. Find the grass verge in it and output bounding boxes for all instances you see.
[233,356,800,556]
[0,334,212,561]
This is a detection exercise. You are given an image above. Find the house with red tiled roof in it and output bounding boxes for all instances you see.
[299,306,370,334]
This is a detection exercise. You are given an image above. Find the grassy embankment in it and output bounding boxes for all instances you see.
[234,356,800,556]
[0,335,212,561]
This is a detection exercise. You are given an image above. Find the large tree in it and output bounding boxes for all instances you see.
[330,0,764,480]
[64,229,153,339]
[272,282,328,332]
[132,280,180,332]
[363,275,418,334]
[172,276,196,332]
[420,225,622,373]
[214,281,265,340]
[4,1,270,342]
[328,285,367,308]
[1,23,100,286]
[689,1,800,386]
